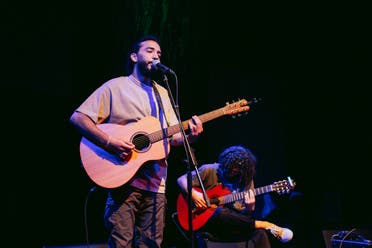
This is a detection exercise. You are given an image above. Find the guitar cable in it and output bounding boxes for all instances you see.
[335,228,357,248]
[83,186,98,248]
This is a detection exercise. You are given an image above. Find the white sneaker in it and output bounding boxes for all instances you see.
[267,225,293,243]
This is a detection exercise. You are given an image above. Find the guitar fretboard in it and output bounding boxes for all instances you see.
[218,184,274,205]
[143,99,250,144]
[148,107,228,143]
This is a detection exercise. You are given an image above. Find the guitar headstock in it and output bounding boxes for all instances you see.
[272,176,296,195]
[223,98,261,117]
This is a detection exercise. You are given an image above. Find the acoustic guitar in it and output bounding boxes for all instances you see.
[79,98,259,188]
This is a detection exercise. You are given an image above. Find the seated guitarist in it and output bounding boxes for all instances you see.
[176,145,293,247]
[70,35,204,247]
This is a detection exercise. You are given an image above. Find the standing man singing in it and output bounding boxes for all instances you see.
[70,34,204,247]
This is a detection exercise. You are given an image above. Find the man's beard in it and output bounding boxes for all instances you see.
[138,61,157,78]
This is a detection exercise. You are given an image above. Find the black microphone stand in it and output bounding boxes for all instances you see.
[161,72,210,248]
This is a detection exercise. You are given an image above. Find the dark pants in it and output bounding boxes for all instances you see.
[200,207,271,248]
[104,187,166,248]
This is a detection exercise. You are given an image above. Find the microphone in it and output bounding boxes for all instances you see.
[152,60,175,74]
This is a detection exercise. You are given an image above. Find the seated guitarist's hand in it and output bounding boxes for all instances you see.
[244,189,255,212]
[191,189,207,209]
[106,136,135,160]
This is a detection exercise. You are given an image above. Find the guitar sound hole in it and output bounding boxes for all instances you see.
[133,133,150,151]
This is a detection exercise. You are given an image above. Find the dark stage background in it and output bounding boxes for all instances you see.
[4,1,371,247]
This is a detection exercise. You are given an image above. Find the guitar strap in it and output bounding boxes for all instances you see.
[152,81,170,128]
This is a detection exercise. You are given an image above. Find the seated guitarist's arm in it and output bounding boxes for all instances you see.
[176,173,192,194]
[177,173,207,209]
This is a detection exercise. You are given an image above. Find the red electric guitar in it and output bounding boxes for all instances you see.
[176,177,296,231]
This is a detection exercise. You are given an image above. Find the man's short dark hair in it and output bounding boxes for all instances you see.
[125,34,160,74]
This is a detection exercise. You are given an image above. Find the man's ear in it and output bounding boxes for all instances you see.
[130,53,137,63]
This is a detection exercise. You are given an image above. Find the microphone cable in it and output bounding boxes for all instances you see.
[84,186,98,248]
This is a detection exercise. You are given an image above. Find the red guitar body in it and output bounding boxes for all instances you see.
[176,184,231,231]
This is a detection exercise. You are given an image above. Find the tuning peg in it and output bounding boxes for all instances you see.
[287,176,295,187]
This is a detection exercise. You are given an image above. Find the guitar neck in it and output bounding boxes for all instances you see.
[149,107,227,142]
[180,107,227,131]
[216,184,274,205]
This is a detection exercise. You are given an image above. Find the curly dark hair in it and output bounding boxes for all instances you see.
[217,145,256,188]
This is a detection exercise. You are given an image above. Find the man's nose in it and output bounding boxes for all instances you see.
[152,53,160,60]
